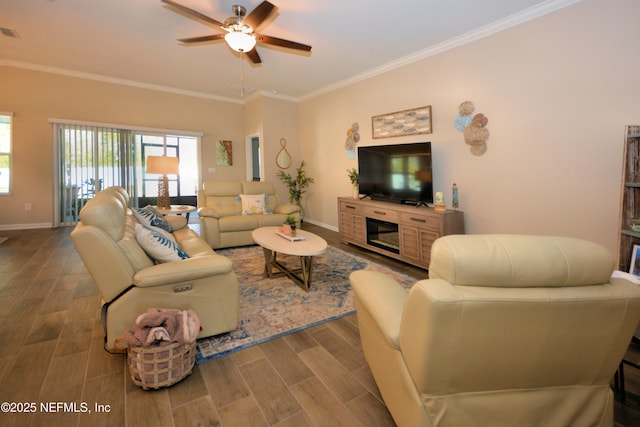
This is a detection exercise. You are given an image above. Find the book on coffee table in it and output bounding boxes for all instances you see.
[276,231,305,242]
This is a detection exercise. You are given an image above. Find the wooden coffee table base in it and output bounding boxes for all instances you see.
[252,227,328,292]
[262,248,316,291]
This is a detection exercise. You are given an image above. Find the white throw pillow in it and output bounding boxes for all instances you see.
[239,194,266,215]
[150,224,176,242]
[132,206,172,232]
[135,224,189,263]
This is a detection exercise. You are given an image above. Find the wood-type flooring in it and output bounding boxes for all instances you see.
[0,222,638,426]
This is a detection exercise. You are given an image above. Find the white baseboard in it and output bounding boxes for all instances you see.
[0,222,53,231]
[303,217,338,232]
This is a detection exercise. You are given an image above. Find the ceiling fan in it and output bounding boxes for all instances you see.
[161,0,312,64]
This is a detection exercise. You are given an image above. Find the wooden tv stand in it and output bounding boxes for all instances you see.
[338,197,465,269]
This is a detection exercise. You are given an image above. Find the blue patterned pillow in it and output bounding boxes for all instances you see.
[135,224,189,263]
[132,206,172,232]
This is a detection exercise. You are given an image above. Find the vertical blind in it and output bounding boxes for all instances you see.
[54,123,135,225]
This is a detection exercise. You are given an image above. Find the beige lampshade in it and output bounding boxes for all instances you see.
[146,155,179,175]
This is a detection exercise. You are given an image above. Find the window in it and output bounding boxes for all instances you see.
[0,113,13,195]
[136,134,198,198]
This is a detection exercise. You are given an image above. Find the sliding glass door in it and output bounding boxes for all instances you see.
[53,121,200,226]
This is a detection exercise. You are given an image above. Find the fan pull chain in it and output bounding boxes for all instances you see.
[240,51,245,98]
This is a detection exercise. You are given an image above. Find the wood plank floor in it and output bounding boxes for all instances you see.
[0,222,638,427]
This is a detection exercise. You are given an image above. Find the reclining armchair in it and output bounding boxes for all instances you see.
[351,234,640,427]
[71,187,240,351]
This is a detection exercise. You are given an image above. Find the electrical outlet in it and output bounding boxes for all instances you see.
[208,167,216,173]
[25,203,32,211]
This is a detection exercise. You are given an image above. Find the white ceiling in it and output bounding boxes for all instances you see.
[0,0,579,102]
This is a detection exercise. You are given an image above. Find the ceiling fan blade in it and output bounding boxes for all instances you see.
[178,34,225,44]
[256,34,312,52]
[161,0,224,29]
[245,48,262,64]
[243,1,277,31]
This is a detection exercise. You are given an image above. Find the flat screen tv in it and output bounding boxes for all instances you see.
[358,142,433,206]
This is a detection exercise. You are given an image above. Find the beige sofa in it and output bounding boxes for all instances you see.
[71,186,240,351]
[351,234,640,427]
[197,181,300,249]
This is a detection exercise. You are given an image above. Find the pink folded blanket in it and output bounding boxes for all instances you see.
[122,308,201,348]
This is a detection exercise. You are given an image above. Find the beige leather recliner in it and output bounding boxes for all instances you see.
[197,181,300,249]
[350,234,640,427]
[71,187,240,351]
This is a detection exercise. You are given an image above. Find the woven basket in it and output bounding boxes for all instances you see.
[127,341,196,390]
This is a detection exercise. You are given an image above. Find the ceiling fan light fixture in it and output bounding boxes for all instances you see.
[224,31,256,52]
[164,0,311,64]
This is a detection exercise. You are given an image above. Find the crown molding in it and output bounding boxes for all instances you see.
[257,90,299,103]
[1,0,582,105]
[0,59,243,104]
[1,59,299,105]
[298,0,583,101]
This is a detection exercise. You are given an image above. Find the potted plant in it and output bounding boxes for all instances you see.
[347,167,359,198]
[277,160,314,219]
[282,215,297,236]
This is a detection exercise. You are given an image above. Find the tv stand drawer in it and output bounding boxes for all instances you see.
[339,200,364,214]
[364,206,399,221]
[399,212,439,230]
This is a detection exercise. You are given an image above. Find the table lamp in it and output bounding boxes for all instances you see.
[146,155,179,208]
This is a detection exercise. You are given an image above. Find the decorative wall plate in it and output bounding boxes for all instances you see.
[454,114,472,132]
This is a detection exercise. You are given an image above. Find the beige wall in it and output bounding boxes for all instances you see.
[0,66,246,228]
[1,0,638,257]
[243,94,301,202]
[0,65,302,229]
[299,0,640,254]
[262,97,300,202]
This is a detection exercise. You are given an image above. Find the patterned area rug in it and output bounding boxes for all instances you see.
[196,245,420,364]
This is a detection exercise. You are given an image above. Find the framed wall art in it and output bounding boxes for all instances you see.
[216,140,233,166]
[372,105,432,139]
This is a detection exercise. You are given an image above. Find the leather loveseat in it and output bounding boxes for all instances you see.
[351,234,640,427]
[71,186,240,351]
[197,181,300,249]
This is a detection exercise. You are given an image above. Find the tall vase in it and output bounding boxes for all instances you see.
[352,184,359,198]
[296,201,304,223]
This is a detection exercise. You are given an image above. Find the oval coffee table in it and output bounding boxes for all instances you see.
[251,226,328,291]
